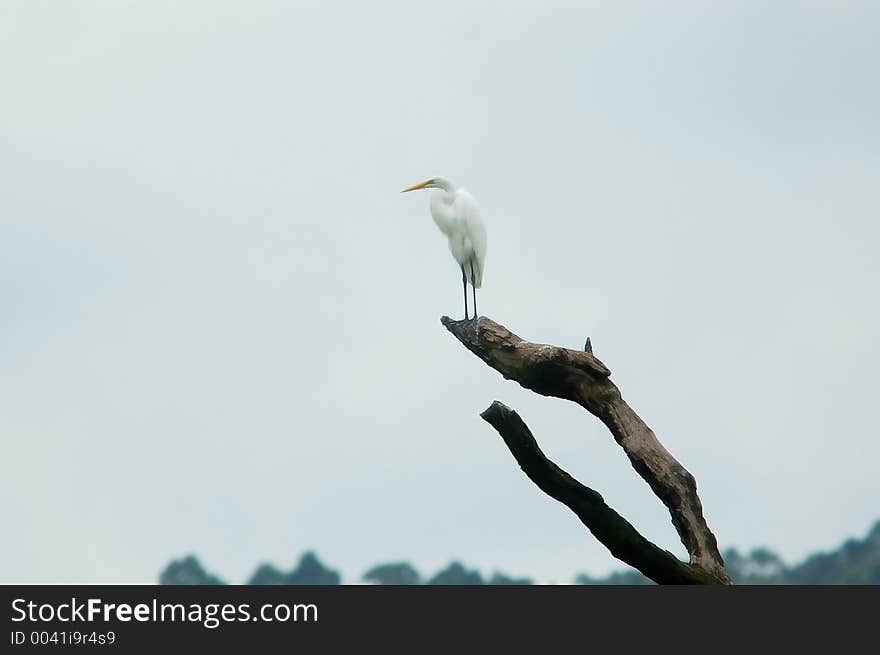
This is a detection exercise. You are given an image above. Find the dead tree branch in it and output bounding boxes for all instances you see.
[481,401,719,584]
[442,316,730,585]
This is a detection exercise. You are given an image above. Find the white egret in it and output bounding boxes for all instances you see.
[402,176,487,320]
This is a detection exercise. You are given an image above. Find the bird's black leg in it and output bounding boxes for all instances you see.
[461,265,469,321]
[470,261,478,320]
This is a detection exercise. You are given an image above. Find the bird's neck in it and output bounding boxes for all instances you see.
[431,177,456,194]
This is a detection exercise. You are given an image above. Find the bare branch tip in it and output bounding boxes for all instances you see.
[480,400,510,422]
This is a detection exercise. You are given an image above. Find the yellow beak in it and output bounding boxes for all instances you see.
[401,179,430,193]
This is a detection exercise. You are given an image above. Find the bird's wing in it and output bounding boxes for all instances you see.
[457,190,487,288]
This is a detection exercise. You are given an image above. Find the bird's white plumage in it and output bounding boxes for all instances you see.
[426,179,487,288]
[402,175,487,319]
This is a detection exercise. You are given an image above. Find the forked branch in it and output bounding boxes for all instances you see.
[443,316,730,585]
[481,401,719,584]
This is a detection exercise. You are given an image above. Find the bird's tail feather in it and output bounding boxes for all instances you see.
[470,257,483,289]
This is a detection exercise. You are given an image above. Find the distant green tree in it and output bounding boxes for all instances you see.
[574,570,652,585]
[287,552,341,584]
[246,551,340,585]
[247,563,287,585]
[427,562,484,585]
[363,562,421,585]
[488,572,533,585]
[783,521,880,585]
[159,555,225,585]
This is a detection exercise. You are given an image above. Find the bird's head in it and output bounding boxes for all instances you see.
[402,177,454,193]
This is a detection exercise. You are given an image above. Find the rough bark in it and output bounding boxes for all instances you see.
[442,315,730,585]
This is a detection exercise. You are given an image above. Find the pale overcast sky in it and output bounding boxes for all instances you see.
[2,1,878,583]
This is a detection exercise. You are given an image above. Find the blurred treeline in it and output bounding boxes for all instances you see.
[160,520,880,585]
